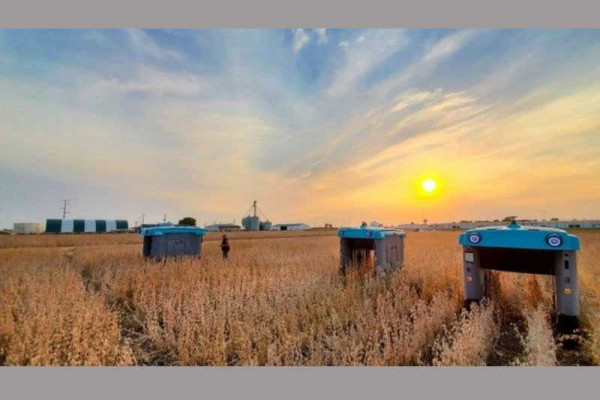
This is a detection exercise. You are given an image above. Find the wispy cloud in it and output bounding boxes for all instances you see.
[293,29,310,52]
[314,28,328,45]
[126,29,184,61]
[423,30,477,63]
[372,30,480,97]
[328,30,407,96]
[86,66,209,97]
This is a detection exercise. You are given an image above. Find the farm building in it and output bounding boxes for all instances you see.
[537,219,600,229]
[13,223,44,234]
[397,223,434,231]
[272,223,310,231]
[45,219,128,233]
[205,223,241,232]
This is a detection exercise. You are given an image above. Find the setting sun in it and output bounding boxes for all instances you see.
[422,178,437,193]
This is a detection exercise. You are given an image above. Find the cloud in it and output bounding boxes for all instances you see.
[371,30,479,97]
[299,88,483,181]
[423,30,477,63]
[314,28,328,45]
[328,30,407,97]
[293,29,310,52]
[127,29,184,61]
[86,66,209,97]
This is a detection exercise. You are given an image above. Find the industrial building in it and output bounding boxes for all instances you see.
[45,219,129,233]
[271,223,310,231]
[12,223,44,234]
[205,223,241,232]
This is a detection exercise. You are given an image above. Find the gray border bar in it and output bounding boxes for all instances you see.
[1,367,600,399]
[0,0,599,28]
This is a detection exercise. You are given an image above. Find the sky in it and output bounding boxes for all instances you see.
[1,29,599,229]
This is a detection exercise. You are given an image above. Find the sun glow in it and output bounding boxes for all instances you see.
[422,178,437,193]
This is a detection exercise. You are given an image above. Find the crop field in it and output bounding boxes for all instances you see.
[0,230,599,366]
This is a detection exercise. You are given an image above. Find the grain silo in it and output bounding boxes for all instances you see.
[242,200,262,231]
[241,200,274,231]
[242,215,260,231]
[260,221,272,231]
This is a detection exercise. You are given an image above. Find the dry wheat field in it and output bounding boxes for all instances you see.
[0,230,599,366]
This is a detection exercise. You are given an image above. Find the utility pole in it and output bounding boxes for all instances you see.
[141,212,145,225]
[60,199,72,219]
[253,200,257,217]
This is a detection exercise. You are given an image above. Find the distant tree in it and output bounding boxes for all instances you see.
[493,219,500,222]
[551,217,559,221]
[178,217,196,226]
[360,221,367,227]
[502,216,518,222]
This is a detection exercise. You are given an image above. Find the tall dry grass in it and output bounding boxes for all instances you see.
[513,305,557,366]
[432,301,498,366]
[0,230,598,366]
[576,231,600,364]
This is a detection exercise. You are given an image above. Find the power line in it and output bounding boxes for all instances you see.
[257,206,270,221]
[243,204,254,217]
[60,199,72,219]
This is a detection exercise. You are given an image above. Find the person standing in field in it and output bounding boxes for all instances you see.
[221,234,230,259]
